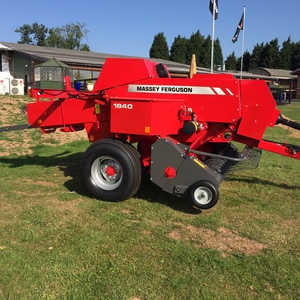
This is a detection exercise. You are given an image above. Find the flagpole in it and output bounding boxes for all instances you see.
[240,6,246,79]
[210,0,215,73]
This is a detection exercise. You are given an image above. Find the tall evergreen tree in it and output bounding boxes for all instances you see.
[261,38,280,68]
[186,30,205,66]
[279,36,293,69]
[236,51,251,71]
[225,52,238,70]
[170,35,188,64]
[202,35,212,68]
[200,36,224,70]
[149,32,169,60]
[242,51,251,71]
[249,43,264,69]
[213,38,223,69]
[151,31,300,71]
[291,41,300,70]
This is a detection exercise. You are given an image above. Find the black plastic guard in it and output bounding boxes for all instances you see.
[150,137,223,196]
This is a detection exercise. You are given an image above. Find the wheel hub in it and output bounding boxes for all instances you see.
[194,187,212,205]
[91,156,123,190]
[105,165,116,176]
[100,160,120,183]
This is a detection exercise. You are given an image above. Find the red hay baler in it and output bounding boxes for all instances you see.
[6,58,300,209]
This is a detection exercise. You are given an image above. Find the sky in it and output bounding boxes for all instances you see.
[1,0,299,61]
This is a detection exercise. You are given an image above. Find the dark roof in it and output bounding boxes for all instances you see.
[249,67,296,79]
[0,41,202,75]
[291,68,300,75]
[0,41,119,67]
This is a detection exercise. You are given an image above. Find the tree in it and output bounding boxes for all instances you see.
[65,23,89,50]
[170,35,188,64]
[79,43,90,51]
[151,30,300,71]
[249,43,264,69]
[225,52,238,70]
[15,23,39,45]
[31,22,48,46]
[202,35,212,68]
[47,23,89,50]
[261,38,281,68]
[186,30,205,66]
[242,51,251,71]
[279,37,293,69]
[46,27,65,49]
[213,38,223,69]
[291,41,300,70]
[236,51,251,71]
[15,22,90,51]
[149,32,169,60]
[194,36,225,69]
[15,22,48,46]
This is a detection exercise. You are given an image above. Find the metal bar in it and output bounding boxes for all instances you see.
[188,149,248,162]
[179,143,251,162]
[0,124,31,133]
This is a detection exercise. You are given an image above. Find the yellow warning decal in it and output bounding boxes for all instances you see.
[193,158,206,168]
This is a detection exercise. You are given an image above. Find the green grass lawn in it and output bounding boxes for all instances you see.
[0,98,299,299]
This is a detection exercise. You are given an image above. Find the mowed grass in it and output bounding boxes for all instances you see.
[0,97,299,299]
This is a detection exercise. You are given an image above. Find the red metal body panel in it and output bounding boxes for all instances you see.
[110,98,185,135]
[105,75,242,124]
[93,58,162,91]
[237,80,280,140]
[27,98,97,132]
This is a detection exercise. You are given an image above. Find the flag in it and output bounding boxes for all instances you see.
[232,12,244,43]
[209,0,218,20]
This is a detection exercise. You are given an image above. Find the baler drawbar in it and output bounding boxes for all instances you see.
[2,58,300,209]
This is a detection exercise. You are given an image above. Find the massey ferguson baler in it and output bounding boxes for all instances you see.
[12,58,300,209]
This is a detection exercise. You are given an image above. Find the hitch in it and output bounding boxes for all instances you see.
[286,144,300,153]
[276,114,300,131]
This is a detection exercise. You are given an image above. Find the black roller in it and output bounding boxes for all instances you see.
[276,114,300,131]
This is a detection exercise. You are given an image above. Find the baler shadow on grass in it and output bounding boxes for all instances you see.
[0,149,298,214]
[0,151,86,195]
[0,151,199,213]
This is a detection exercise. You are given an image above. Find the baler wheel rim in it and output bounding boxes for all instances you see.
[190,181,219,210]
[91,156,123,190]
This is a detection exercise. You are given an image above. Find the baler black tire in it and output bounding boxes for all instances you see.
[190,181,219,210]
[80,139,142,202]
[123,142,142,197]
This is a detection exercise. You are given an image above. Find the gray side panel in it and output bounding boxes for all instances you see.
[150,138,223,196]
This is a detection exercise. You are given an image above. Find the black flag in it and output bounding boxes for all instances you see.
[209,0,218,20]
[232,13,244,43]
